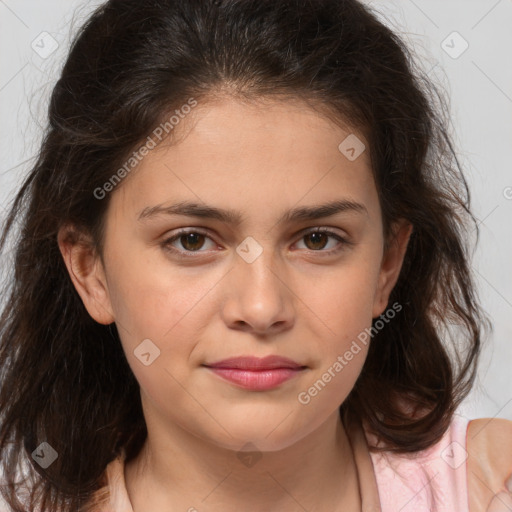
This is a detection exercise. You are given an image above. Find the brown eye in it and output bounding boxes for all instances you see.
[303,232,330,250]
[162,229,216,256]
[295,229,348,253]
[179,232,206,251]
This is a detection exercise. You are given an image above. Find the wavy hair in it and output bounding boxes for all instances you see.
[0,0,491,510]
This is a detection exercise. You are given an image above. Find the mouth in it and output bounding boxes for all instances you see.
[203,355,307,391]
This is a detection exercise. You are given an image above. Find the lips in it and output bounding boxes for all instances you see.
[203,356,306,391]
[205,355,304,371]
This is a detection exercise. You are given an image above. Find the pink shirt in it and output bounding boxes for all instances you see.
[93,414,470,512]
[366,413,470,511]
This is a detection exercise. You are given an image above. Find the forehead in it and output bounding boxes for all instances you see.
[109,96,377,221]
[164,96,370,164]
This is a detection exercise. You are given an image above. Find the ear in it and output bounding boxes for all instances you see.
[372,219,413,318]
[57,224,115,325]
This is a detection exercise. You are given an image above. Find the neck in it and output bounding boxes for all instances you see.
[124,406,362,512]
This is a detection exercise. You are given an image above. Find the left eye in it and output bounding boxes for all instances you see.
[295,229,346,252]
[161,228,348,256]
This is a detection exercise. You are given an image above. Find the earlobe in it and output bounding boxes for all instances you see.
[372,219,413,318]
[57,225,115,325]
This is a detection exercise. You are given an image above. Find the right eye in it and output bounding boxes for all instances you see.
[161,229,218,257]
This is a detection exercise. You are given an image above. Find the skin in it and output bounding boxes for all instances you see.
[58,95,416,511]
[467,418,512,512]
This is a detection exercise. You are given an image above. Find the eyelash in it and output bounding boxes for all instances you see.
[161,227,352,259]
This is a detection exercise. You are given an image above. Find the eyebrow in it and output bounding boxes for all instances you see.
[137,199,367,225]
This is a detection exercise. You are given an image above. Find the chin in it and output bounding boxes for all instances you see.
[203,419,309,454]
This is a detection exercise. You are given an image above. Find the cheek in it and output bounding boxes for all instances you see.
[299,347,368,411]
[290,257,379,406]
[107,246,220,339]
[295,259,380,338]
[296,291,370,415]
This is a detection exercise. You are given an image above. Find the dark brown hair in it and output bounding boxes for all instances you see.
[0,0,491,510]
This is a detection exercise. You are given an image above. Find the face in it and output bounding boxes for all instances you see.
[60,96,411,452]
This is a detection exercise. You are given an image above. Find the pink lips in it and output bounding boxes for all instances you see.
[204,355,306,391]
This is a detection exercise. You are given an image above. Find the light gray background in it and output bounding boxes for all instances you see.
[0,0,511,421]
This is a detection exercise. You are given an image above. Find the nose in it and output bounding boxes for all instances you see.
[220,246,295,336]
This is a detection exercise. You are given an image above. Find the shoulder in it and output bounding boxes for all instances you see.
[467,418,512,479]
[466,418,512,510]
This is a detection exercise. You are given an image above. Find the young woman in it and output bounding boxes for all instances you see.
[0,0,511,511]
